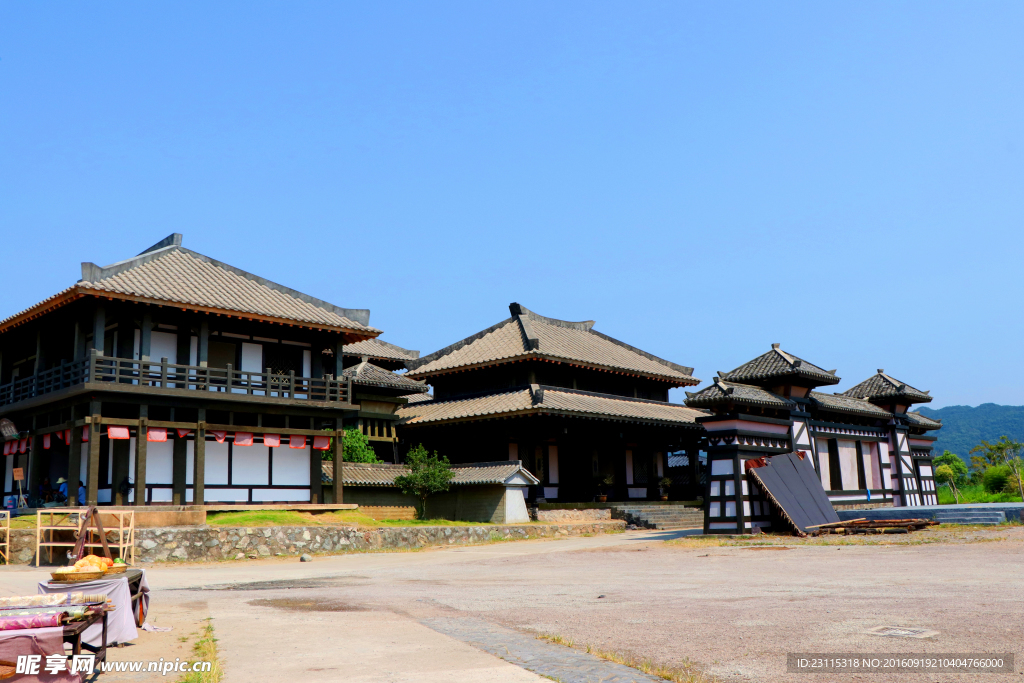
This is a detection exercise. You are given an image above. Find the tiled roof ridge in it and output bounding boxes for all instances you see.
[405,317,518,372]
[80,243,373,328]
[808,391,892,417]
[536,384,693,408]
[513,303,595,332]
[343,361,429,393]
[719,343,839,384]
[840,369,931,401]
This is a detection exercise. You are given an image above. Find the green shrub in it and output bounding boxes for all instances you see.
[983,465,1011,493]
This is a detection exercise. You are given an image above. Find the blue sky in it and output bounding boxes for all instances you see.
[1,2,1021,408]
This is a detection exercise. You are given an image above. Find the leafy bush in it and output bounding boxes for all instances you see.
[394,444,453,519]
[983,465,1011,493]
[933,451,968,484]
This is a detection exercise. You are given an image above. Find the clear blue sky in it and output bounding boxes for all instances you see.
[1,3,1021,408]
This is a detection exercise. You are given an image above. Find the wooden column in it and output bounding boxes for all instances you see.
[172,432,188,505]
[194,421,206,506]
[139,313,152,361]
[112,438,130,505]
[309,437,323,504]
[67,418,81,506]
[86,415,101,506]
[135,417,148,506]
[92,305,106,353]
[334,425,343,504]
[198,321,209,367]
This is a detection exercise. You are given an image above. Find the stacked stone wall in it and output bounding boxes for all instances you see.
[5,520,624,565]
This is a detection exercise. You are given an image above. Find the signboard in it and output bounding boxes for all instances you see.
[12,467,24,482]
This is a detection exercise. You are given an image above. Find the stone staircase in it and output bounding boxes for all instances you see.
[932,509,1007,525]
[609,504,704,530]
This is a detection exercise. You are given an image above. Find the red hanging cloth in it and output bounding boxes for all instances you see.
[108,426,130,440]
[312,435,331,451]
[263,434,281,448]
[211,430,227,443]
[176,428,192,439]
[43,434,51,450]
[234,432,253,447]
[82,426,89,443]
[19,438,28,453]
[288,434,306,449]
[64,429,71,444]
[147,427,168,443]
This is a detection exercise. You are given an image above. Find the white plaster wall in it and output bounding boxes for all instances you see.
[273,447,310,486]
[504,488,530,523]
[233,445,270,485]
[837,440,858,490]
[252,488,308,502]
[816,438,831,489]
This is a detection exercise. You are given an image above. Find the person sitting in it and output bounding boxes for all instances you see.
[56,477,68,498]
[38,477,53,503]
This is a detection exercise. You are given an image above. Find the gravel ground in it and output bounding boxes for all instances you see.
[223,525,1024,682]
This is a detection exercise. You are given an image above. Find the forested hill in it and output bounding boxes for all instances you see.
[917,404,1024,465]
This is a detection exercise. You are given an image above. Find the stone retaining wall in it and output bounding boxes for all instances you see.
[6,520,624,565]
[535,509,612,523]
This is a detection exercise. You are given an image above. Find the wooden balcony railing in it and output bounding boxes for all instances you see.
[0,350,352,408]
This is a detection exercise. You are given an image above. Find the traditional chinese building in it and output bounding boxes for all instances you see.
[0,234,381,508]
[396,303,706,502]
[684,344,942,534]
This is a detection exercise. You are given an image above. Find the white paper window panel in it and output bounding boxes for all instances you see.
[816,439,831,489]
[190,337,198,365]
[918,464,933,477]
[625,451,633,484]
[189,441,229,485]
[752,501,761,516]
[709,502,721,517]
[150,331,178,363]
[743,501,751,517]
[861,442,881,489]
[838,440,859,490]
[273,447,310,486]
[147,441,174,484]
[709,522,737,530]
[724,501,736,517]
[709,481,720,497]
[107,441,113,485]
[98,489,111,503]
[543,487,559,499]
[233,446,270,485]
[741,480,748,495]
[127,438,136,483]
[4,457,11,493]
[150,488,173,503]
[252,488,309,502]
[241,343,263,372]
[547,445,559,484]
[724,480,735,496]
[627,488,647,498]
[302,350,312,377]
[191,488,249,503]
[710,459,733,476]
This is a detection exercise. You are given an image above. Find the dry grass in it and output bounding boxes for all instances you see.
[177,619,222,683]
[663,525,1021,549]
[536,633,714,683]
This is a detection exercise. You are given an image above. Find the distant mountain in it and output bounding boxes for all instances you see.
[917,404,1024,466]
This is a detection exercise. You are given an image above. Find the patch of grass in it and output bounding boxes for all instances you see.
[938,483,1022,504]
[8,517,35,529]
[537,633,712,683]
[205,509,495,528]
[177,619,222,683]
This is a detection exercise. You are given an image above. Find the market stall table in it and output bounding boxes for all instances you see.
[0,625,82,683]
[38,570,149,647]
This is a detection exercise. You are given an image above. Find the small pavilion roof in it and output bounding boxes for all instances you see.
[397,385,706,428]
[343,338,420,363]
[684,378,794,409]
[905,411,942,430]
[405,303,698,386]
[841,370,932,404]
[718,344,839,387]
[322,460,540,487]
[808,391,893,419]
[0,234,379,339]
[341,360,429,395]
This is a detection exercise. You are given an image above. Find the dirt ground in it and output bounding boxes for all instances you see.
[4,525,1022,682]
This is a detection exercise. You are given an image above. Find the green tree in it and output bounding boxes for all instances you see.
[934,464,961,503]
[318,429,382,463]
[393,444,454,519]
[971,436,1024,499]
[982,465,1011,494]
[933,451,968,485]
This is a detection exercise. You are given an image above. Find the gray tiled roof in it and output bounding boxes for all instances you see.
[1,239,378,335]
[405,304,699,386]
[841,371,932,404]
[905,411,942,430]
[344,339,420,362]
[342,361,429,394]
[719,344,839,386]
[322,460,540,486]
[404,393,435,404]
[397,385,706,427]
[684,379,794,409]
[808,391,893,418]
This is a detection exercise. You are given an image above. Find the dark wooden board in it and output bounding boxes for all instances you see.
[751,452,839,533]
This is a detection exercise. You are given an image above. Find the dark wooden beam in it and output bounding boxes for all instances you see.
[134,415,147,506]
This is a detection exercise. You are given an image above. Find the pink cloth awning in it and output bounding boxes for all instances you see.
[147,428,167,443]
[82,426,89,443]
[43,434,51,450]
[107,426,130,440]
[312,435,331,451]
[234,432,253,447]
[19,438,28,453]
[211,431,227,443]
[263,434,280,448]
[176,428,191,439]
[288,435,306,449]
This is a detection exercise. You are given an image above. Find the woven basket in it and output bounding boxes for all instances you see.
[106,564,128,574]
[50,570,106,582]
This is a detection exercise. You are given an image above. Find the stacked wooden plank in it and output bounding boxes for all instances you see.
[807,517,939,535]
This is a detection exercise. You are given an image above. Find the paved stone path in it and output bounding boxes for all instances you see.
[422,616,664,683]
